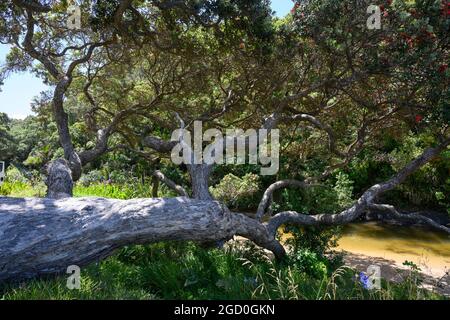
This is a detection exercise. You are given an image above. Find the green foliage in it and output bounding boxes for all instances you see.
[387,261,427,300]
[78,170,106,187]
[384,133,450,209]
[283,223,342,267]
[290,249,328,279]
[210,173,260,209]
[0,166,45,197]
[3,165,28,184]
[333,172,354,209]
[0,112,13,159]
[74,181,175,200]
[292,0,449,126]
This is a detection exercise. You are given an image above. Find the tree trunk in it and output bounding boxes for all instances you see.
[0,196,279,282]
[45,159,73,199]
[188,164,213,200]
[151,175,159,197]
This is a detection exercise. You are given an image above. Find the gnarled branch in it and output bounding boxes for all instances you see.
[256,179,312,221]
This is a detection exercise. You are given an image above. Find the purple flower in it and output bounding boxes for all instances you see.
[359,272,371,289]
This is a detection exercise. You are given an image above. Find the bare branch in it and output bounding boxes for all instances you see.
[142,136,178,154]
[152,170,189,197]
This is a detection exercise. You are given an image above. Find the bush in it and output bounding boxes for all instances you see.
[4,165,28,184]
[210,173,260,210]
[290,249,328,279]
[79,170,106,187]
[334,172,354,209]
[0,166,45,197]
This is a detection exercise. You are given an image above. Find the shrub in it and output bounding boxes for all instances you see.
[79,170,106,187]
[4,165,28,184]
[290,249,328,279]
[210,173,260,209]
[334,172,354,209]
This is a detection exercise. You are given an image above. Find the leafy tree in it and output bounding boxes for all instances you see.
[0,0,448,282]
[0,112,14,160]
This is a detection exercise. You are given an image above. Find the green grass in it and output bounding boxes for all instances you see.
[74,183,154,199]
[74,182,179,199]
[1,180,175,200]
[0,181,46,198]
[1,242,445,300]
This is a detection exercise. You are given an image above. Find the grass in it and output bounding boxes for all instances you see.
[0,181,447,300]
[1,180,175,200]
[74,183,155,199]
[0,181,46,198]
[1,242,445,300]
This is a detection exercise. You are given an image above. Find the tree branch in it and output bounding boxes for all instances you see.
[12,0,51,13]
[368,204,450,234]
[267,138,450,236]
[0,195,288,281]
[256,180,312,221]
[152,170,188,197]
[142,136,178,154]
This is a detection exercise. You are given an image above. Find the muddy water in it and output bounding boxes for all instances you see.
[338,222,450,277]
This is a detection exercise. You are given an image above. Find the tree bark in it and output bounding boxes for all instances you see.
[0,196,279,282]
[151,175,160,198]
[256,180,311,221]
[45,159,73,199]
[188,164,213,200]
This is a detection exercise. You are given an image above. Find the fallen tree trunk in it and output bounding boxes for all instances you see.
[0,196,279,282]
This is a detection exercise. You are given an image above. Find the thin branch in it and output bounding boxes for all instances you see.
[152,170,189,197]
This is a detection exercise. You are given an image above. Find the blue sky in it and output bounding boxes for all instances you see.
[0,0,293,119]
